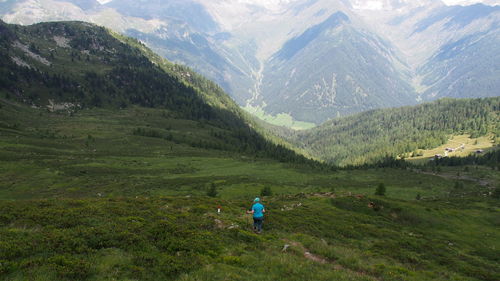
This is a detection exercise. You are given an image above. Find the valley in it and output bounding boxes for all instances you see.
[1,0,499,125]
[290,97,499,166]
[1,98,499,281]
[0,9,498,281]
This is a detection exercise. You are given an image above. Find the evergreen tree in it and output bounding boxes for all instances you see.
[491,188,500,199]
[207,183,217,197]
[260,186,272,196]
[454,182,464,189]
[294,97,499,166]
[375,183,386,196]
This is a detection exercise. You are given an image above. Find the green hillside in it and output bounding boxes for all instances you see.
[291,98,500,166]
[406,134,496,164]
[0,20,499,281]
[0,20,311,165]
[1,98,499,281]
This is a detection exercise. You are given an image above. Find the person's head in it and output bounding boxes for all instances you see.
[254,197,260,203]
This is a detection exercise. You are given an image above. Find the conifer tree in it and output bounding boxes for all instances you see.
[260,186,272,196]
[375,183,386,196]
[207,183,217,197]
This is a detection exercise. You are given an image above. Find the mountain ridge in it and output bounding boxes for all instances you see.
[0,19,317,165]
[289,97,500,166]
[1,0,499,125]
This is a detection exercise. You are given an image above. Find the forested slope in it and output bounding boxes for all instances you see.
[292,98,500,166]
[0,20,313,164]
[1,19,499,281]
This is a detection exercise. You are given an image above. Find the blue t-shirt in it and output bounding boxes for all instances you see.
[252,203,265,218]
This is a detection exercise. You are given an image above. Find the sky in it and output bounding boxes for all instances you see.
[442,0,499,5]
[226,0,500,6]
[95,0,500,7]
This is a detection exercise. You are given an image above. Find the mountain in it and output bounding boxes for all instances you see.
[355,1,500,101]
[260,11,416,123]
[0,19,315,164]
[1,18,499,281]
[290,97,499,166]
[1,0,499,126]
[414,4,500,100]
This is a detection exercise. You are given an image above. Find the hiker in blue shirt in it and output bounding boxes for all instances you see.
[248,197,265,233]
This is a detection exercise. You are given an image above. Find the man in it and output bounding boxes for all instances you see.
[248,197,265,233]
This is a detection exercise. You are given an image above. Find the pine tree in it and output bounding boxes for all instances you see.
[492,188,500,199]
[260,186,272,196]
[207,183,217,197]
[375,183,386,196]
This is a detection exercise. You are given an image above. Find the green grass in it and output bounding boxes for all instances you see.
[1,99,499,280]
[1,195,498,281]
[244,105,316,130]
[0,100,465,201]
[406,134,496,164]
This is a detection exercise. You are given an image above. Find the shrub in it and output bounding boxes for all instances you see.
[221,255,243,266]
[0,260,13,275]
[375,183,386,196]
[48,255,92,280]
[492,188,500,199]
[207,183,217,197]
[260,186,272,196]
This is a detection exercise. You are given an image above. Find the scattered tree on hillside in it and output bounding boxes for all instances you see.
[375,183,386,196]
[492,188,500,199]
[207,183,217,197]
[454,182,464,189]
[260,186,272,196]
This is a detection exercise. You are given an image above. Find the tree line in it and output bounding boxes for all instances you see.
[293,97,499,166]
[0,20,324,169]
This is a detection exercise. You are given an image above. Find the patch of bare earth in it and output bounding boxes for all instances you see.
[283,239,378,279]
[53,36,70,48]
[13,41,51,66]
[10,56,31,68]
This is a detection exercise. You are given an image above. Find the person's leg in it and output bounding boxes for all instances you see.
[253,218,258,231]
[257,218,263,232]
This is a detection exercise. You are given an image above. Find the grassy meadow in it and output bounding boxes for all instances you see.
[1,99,499,280]
[406,134,496,164]
[243,105,316,131]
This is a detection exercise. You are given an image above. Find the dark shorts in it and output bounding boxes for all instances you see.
[253,217,264,232]
[253,217,263,223]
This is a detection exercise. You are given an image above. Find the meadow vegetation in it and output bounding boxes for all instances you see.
[1,99,499,281]
[0,20,498,281]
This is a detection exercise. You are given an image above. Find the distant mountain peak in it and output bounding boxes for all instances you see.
[443,0,500,6]
[1,0,499,126]
[350,0,436,11]
[274,11,350,61]
[349,0,499,11]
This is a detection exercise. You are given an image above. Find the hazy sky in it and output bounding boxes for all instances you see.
[224,0,500,6]
[442,0,499,5]
[95,0,500,6]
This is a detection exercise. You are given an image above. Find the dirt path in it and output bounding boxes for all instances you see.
[283,239,378,280]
